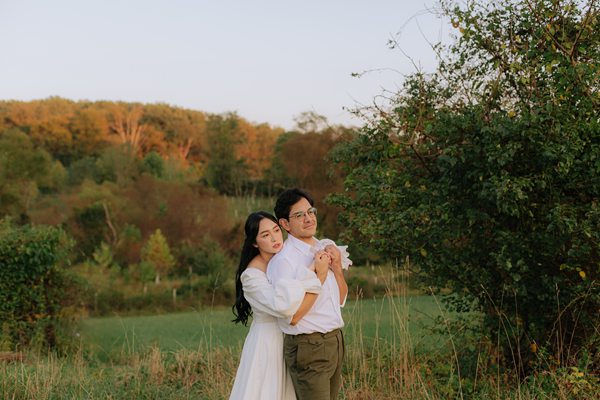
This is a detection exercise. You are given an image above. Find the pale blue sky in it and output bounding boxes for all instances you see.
[0,0,450,129]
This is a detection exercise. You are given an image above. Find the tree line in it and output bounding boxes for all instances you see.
[0,98,357,349]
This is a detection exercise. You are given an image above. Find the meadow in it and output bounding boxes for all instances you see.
[3,292,595,399]
[80,296,447,361]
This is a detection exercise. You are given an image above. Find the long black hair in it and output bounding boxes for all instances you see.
[232,211,279,325]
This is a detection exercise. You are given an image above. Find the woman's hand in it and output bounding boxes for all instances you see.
[314,250,330,284]
[324,244,343,274]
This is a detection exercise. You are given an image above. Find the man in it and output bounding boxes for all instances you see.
[267,188,348,400]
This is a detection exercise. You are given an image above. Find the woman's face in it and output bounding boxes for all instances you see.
[255,218,283,255]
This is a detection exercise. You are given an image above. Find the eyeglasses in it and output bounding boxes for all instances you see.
[289,207,317,220]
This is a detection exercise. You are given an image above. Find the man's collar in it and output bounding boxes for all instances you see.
[287,234,317,256]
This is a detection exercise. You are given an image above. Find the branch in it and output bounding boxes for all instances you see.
[102,201,118,246]
[410,144,435,176]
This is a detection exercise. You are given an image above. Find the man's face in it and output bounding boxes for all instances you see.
[280,197,317,239]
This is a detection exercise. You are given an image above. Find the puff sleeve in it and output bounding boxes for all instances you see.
[241,268,322,318]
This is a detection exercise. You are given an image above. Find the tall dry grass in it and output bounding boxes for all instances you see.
[1,262,597,399]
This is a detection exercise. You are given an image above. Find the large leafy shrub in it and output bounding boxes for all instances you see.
[0,219,79,350]
[331,0,599,368]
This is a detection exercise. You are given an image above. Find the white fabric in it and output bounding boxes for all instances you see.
[229,267,322,400]
[267,234,346,335]
[309,238,353,270]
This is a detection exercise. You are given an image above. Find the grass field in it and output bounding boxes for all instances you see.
[2,292,596,399]
[80,296,454,362]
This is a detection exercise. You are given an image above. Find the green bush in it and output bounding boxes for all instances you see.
[189,274,234,307]
[331,0,599,367]
[346,276,375,299]
[66,156,99,185]
[178,237,234,277]
[0,219,80,350]
[140,151,165,178]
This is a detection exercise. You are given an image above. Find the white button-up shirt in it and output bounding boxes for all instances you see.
[267,234,345,335]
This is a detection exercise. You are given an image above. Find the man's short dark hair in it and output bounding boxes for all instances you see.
[274,188,315,221]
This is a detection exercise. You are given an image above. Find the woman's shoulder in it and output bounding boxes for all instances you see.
[241,256,267,278]
[241,265,267,278]
[241,266,270,290]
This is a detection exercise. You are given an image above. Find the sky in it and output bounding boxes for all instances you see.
[0,0,452,130]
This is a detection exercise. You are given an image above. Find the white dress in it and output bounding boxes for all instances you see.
[229,267,322,400]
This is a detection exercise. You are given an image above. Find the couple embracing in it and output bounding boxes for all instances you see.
[230,188,350,400]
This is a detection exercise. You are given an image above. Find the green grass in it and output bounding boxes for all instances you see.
[3,295,596,399]
[81,307,248,360]
[343,295,465,352]
[80,296,459,361]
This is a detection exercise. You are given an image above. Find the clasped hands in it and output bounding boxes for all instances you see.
[312,244,343,280]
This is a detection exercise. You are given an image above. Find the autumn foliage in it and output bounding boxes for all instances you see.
[0,98,354,329]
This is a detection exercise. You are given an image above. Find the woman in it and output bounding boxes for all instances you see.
[230,211,330,400]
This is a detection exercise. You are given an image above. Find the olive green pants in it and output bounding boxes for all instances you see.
[283,329,344,400]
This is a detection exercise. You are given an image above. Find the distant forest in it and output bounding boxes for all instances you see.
[0,97,357,288]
